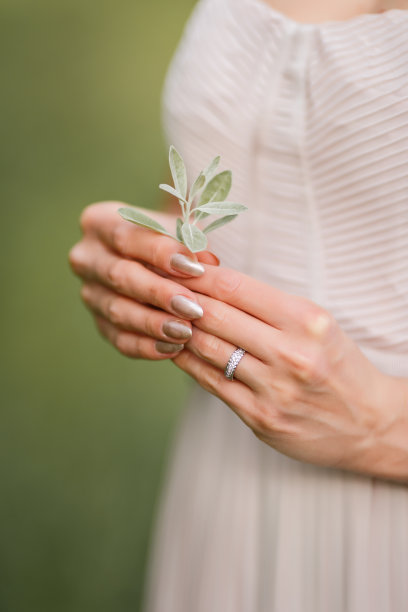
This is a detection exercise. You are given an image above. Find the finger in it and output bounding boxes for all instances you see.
[192,293,281,363]
[70,239,204,320]
[172,349,259,430]
[185,327,266,390]
[191,293,328,381]
[172,264,333,336]
[94,315,185,359]
[81,282,192,343]
[197,250,220,266]
[79,202,219,277]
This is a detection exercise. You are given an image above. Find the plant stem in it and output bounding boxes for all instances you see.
[179,200,186,219]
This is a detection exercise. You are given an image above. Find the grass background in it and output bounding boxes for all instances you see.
[0,0,196,610]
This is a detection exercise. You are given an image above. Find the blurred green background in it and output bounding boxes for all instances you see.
[0,1,196,610]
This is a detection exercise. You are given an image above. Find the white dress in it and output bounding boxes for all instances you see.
[142,1,408,610]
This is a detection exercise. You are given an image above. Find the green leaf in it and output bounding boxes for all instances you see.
[169,145,187,200]
[181,223,208,253]
[118,207,174,238]
[159,183,186,203]
[189,172,206,201]
[195,201,248,216]
[203,214,238,234]
[203,155,220,181]
[176,217,183,242]
[193,187,220,221]
[193,209,210,220]
[199,170,232,206]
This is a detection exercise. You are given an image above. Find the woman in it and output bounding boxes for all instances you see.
[69,0,408,609]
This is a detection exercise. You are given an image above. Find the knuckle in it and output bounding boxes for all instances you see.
[107,297,122,325]
[275,381,299,408]
[138,342,159,361]
[79,203,99,233]
[296,350,329,386]
[302,304,334,342]
[203,303,228,329]
[195,333,221,361]
[201,366,224,395]
[213,269,242,301]
[250,410,267,433]
[68,244,84,273]
[145,312,161,338]
[107,259,127,291]
[252,412,289,442]
[115,333,137,358]
[146,279,162,307]
[80,284,92,305]
[251,403,287,438]
[250,407,273,435]
[148,240,164,269]
[112,224,130,255]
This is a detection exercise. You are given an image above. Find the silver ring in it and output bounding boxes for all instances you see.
[224,347,246,380]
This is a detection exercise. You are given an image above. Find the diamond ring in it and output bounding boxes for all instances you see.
[224,347,246,380]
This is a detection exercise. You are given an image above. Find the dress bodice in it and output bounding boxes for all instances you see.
[161,0,408,370]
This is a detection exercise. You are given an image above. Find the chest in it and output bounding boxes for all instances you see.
[258,0,408,22]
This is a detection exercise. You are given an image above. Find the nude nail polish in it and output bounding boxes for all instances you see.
[162,320,192,340]
[170,253,205,277]
[155,341,185,354]
[171,295,203,319]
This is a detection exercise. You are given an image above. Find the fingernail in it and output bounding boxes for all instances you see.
[155,341,185,354]
[171,295,203,319]
[209,252,220,266]
[170,253,205,277]
[162,320,192,340]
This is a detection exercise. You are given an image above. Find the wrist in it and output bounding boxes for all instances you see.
[349,375,408,483]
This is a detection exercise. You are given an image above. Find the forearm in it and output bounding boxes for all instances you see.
[347,375,408,483]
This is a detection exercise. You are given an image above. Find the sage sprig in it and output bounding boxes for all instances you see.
[118,145,247,253]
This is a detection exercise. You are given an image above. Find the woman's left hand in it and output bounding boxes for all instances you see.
[171,265,408,479]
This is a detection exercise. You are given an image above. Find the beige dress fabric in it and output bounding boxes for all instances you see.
[142,1,408,610]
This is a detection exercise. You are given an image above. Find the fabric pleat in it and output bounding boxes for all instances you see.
[142,2,408,610]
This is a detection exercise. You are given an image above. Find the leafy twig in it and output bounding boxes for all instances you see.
[118,145,247,253]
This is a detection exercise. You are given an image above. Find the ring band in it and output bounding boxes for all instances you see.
[224,347,246,380]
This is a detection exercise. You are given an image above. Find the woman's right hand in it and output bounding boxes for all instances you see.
[68,201,219,360]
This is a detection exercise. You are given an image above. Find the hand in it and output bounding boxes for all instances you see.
[172,265,408,479]
[69,201,218,359]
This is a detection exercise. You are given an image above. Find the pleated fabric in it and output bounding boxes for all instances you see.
[142,2,408,610]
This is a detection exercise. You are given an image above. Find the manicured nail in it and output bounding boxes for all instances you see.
[170,253,205,277]
[171,295,203,319]
[155,341,184,354]
[210,253,220,266]
[162,320,192,340]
